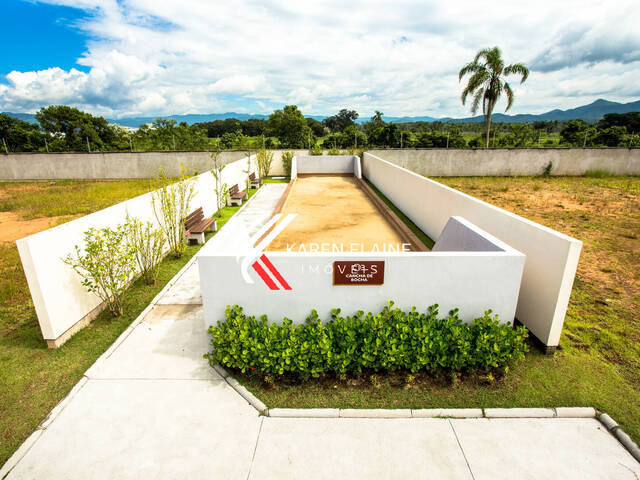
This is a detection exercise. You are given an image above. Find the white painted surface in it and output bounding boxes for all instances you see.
[16,156,255,342]
[294,155,356,174]
[353,155,362,179]
[198,216,525,328]
[362,153,582,347]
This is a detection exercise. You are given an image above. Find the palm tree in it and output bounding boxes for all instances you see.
[459,47,529,147]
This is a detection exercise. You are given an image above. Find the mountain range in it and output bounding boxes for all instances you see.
[4,98,640,128]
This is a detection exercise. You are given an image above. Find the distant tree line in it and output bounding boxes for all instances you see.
[1,105,639,153]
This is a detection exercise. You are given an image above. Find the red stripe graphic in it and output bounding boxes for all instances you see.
[252,261,279,290]
[260,254,292,290]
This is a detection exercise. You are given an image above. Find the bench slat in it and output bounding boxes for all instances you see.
[189,217,215,233]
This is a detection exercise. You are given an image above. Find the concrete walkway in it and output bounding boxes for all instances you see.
[235,183,287,236]
[3,196,639,478]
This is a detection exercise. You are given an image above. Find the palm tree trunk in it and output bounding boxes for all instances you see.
[485,112,492,148]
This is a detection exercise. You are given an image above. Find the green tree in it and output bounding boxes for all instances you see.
[306,117,326,137]
[597,112,640,133]
[594,126,627,147]
[266,105,311,148]
[36,105,117,152]
[322,109,359,132]
[560,120,597,146]
[503,123,536,147]
[459,46,529,147]
[0,114,44,152]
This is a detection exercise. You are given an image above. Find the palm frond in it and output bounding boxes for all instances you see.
[504,82,514,111]
[504,63,530,83]
[458,62,483,81]
[471,89,484,116]
[473,47,493,66]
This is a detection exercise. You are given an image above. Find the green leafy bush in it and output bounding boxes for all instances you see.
[308,144,323,156]
[126,215,165,285]
[151,165,196,258]
[256,148,274,178]
[64,224,136,316]
[206,302,528,381]
[281,151,294,176]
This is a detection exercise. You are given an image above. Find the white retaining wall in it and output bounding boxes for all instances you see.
[198,213,525,328]
[294,155,357,175]
[16,155,255,344]
[362,152,582,347]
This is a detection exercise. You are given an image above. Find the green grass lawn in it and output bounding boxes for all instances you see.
[0,178,281,467]
[232,175,640,443]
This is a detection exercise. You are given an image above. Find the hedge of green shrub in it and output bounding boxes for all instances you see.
[206,302,529,380]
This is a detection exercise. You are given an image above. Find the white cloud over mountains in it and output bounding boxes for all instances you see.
[2,0,639,117]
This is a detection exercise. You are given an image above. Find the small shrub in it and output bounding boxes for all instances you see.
[151,165,197,258]
[210,149,228,217]
[256,148,274,178]
[327,146,341,155]
[206,302,528,381]
[542,161,553,177]
[64,224,136,316]
[309,144,323,156]
[127,215,165,285]
[281,151,294,177]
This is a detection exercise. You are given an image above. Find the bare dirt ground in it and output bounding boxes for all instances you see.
[437,176,640,384]
[0,211,77,243]
[267,176,406,252]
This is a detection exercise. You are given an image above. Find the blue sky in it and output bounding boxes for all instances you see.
[1,0,639,118]
[1,1,91,76]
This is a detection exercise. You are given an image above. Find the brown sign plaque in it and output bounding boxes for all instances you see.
[333,261,385,285]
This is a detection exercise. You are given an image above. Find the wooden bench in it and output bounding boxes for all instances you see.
[184,207,216,244]
[227,184,248,206]
[249,172,262,189]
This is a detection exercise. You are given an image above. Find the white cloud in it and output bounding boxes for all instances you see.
[1,0,639,117]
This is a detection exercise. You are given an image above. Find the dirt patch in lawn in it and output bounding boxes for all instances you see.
[0,211,78,243]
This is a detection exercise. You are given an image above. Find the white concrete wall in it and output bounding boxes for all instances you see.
[198,215,525,328]
[367,148,640,176]
[2,148,639,180]
[294,155,356,174]
[16,155,256,343]
[362,152,582,347]
[353,156,362,179]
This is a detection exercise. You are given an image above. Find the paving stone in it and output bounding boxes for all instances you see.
[614,429,640,463]
[249,418,472,480]
[6,379,261,480]
[484,408,554,418]
[340,409,411,418]
[599,413,619,431]
[555,407,596,418]
[451,418,640,480]
[87,305,219,381]
[269,408,339,418]
[412,408,483,418]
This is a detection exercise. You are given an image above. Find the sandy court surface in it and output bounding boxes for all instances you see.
[267,176,407,252]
